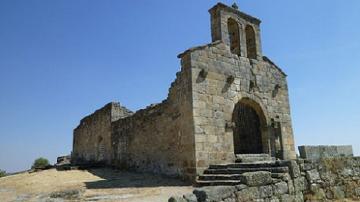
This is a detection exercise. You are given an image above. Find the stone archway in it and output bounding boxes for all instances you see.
[232,98,267,154]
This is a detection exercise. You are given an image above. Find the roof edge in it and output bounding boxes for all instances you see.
[209,2,261,25]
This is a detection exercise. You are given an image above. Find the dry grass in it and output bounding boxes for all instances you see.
[0,168,193,202]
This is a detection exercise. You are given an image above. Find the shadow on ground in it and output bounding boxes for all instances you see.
[84,168,191,189]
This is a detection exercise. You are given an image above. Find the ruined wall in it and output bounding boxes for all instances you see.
[72,102,132,165]
[178,41,296,175]
[299,157,360,201]
[111,62,196,181]
[299,145,353,160]
[170,157,360,202]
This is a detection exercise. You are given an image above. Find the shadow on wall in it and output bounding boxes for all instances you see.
[85,168,191,189]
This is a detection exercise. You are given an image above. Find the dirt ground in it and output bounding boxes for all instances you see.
[0,168,193,202]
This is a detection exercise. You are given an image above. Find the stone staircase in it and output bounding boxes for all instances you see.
[196,154,289,186]
[235,153,275,163]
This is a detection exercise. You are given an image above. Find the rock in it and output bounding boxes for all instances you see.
[306,169,320,183]
[193,186,236,202]
[355,187,360,197]
[240,171,272,186]
[235,184,247,191]
[293,194,304,202]
[273,181,288,195]
[293,177,306,192]
[49,189,82,200]
[168,196,187,202]
[235,187,260,201]
[279,194,294,202]
[183,193,197,202]
[285,160,300,178]
[259,185,273,198]
[331,186,345,199]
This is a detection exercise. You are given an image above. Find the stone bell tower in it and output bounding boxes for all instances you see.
[209,3,263,60]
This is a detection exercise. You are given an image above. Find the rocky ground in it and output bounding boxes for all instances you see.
[0,168,193,202]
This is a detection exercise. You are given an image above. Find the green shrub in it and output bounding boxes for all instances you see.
[0,169,6,178]
[32,157,50,169]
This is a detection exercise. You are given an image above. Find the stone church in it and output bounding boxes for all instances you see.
[72,3,296,182]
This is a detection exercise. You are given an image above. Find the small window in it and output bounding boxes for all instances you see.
[227,18,241,56]
[245,25,257,59]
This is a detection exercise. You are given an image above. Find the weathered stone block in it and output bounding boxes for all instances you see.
[259,185,273,198]
[279,194,294,202]
[193,186,236,202]
[306,169,320,183]
[235,187,260,202]
[273,181,288,195]
[331,186,345,200]
[284,160,300,178]
[240,171,272,186]
[293,177,306,193]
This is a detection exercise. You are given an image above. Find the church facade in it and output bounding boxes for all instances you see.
[72,3,296,181]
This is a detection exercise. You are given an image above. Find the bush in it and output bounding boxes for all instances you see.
[0,169,6,178]
[32,157,50,169]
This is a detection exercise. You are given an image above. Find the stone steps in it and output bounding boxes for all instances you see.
[197,154,290,187]
[204,166,289,175]
[196,180,242,186]
[198,174,242,181]
[235,153,275,163]
[209,161,282,169]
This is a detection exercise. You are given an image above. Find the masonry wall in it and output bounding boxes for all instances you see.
[299,157,360,201]
[72,102,132,165]
[111,62,196,181]
[170,157,360,202]
[179,41,296,175]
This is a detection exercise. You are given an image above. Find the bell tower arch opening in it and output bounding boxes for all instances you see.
[245,25,257,59]
[227,18,241,56]
[232,98,267,154]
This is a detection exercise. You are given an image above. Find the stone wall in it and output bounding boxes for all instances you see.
[298,145,353,160]
[72,102,132,165]
[170,160,305,202]
[299,157,360,201]
[111,63,196,180]
[170,157,360,202]
[178,40,296,176]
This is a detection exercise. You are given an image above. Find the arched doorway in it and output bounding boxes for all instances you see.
[232,98,266,154]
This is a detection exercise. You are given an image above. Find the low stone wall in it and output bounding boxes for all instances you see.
[298,145,353,160]
[299,157,360,201]
[169,157,360,202]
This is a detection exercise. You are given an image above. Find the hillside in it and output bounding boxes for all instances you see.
[0,168,193,202]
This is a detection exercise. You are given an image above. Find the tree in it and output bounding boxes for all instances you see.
[0,169,6,178]
[32,157,50,169]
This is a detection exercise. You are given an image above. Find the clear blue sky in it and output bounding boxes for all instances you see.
[0,1,359,173]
